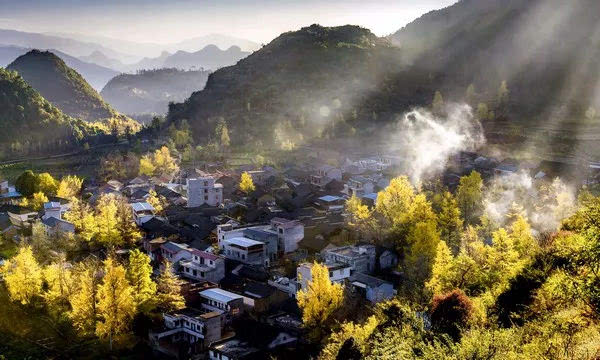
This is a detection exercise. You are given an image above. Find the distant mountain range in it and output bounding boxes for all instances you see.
[7,50,139,132]
[0,45,118,90]
[101,68,211,115]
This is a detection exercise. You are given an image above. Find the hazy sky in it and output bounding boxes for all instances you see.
[0,0,457,44]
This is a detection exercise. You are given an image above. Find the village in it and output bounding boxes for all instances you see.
[0,143,595,360]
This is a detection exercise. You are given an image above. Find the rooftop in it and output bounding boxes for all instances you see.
[350,273,391,288]
[160,241,189,253]
[211,338,259,357]
[224,237,265,248]
[131,202,155,212]
[318,195,344,203]
[199,288,243,303]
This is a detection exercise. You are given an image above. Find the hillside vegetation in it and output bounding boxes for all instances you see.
[168,24,404,147]
[100,68,210,115]
[0,68,100,157]
[7,50,139,133]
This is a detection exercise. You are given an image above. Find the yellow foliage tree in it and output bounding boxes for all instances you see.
[69,261,100,335]
[56,175,83,198]
[43,256,74,315]
[96,257,136,350]
[30,191,49,211]
[37,172,58,196]
[1,246,43,305]
[64,197,98,242]
[95,195,121,247]
[127,249,157,311]
[239,172,256,194]
[320,315,379,360]
[146,189,165,214]
[153,146,179,176]
[375,176,415,226]
[297,262,344,337]
[139,154,155,176]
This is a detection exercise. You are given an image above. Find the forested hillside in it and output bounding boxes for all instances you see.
[167,24,403,147]
[7,50,139,133]
[0,68,99,157]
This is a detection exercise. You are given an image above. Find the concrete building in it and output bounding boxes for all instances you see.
[180,250,226,283]
[349,273,395,303]
[345,176,375,197]
[199,288,244,319]
[322,244,376,274]
[296,262,351,291]
[310,165,342,188]
[150,308,222,357]
[220,237,268,267]
[41,217,75,235]
[187,176,223,207]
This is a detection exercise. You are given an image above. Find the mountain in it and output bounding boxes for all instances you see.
[167,24,403,145]
[100,68,211,115]
[388,0,600,121]
[7,50,139,132]
[0,29,130,60]
[0,45,119,90]
[0,67,99,156]
[79,50,126,72]
[162,45,249,70]
[48,32,261,56]
[170,34,260,53]
[124,45,250,72]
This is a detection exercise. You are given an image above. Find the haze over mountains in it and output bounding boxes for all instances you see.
[165,0,600,159]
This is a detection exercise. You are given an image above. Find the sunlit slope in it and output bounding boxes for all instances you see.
[7,50,140,133]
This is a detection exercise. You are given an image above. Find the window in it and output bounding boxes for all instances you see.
[193,270,197,276]
[201,272,205,277]
[204,195,208,201]
[204,189,208,194]
[279,228,283,234]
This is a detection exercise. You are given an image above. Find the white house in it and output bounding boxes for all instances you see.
[322,244,376,274]
[296,262,351,291]
[180,250,226,283]
[199,288,244,318]
[345,176,375,197]
[187,177,223,207]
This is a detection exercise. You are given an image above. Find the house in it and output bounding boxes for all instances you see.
[268,276,300,298]
[5,205,38,228]
[199,288,244,318]
[180,250,226,283]
[41,217,75,234]
[240,282,288,313]
[131,202,155,225]
[269,218,304,253]
[241,227,279,263]
[187,176,223,207]
[349,273,395,303]
[494,159,520,176]
[296,262,351,291]
[220,237,268,267]
[150,307,222,358]
[310,165,342,188]
[379,249,399,270]
[345,176,375,197]
[209,338,260,360]
[160,241,193,265]
[322,244,376,274]
[315,195,345,212]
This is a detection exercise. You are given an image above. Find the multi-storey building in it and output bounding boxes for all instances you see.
[322,244,376,274]
[180,249,226,283]
[187,176,223,207]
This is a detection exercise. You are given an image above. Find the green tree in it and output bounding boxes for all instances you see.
[456,171,484,225]
[15,170,39,197]
[437,191,463,254]
[155,261,185,312]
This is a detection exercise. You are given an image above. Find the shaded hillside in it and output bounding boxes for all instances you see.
[100,68,211,115]
[7,50,139,132]
[0,45,119,90]
[388,0,600,120]
[168,24,403,146]
[0,68,99,156]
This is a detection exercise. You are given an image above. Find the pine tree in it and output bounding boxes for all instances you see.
[96,257,136,350]
[1,246,43,305]
[156,260,185,312]
[127,249,156,312]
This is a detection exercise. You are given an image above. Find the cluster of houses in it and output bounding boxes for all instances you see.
[4,149,595,359]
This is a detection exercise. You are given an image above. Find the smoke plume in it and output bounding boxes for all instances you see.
[392,103,485,183]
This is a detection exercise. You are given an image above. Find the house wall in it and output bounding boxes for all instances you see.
[187,177,222,207]
[366,283,396,303]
